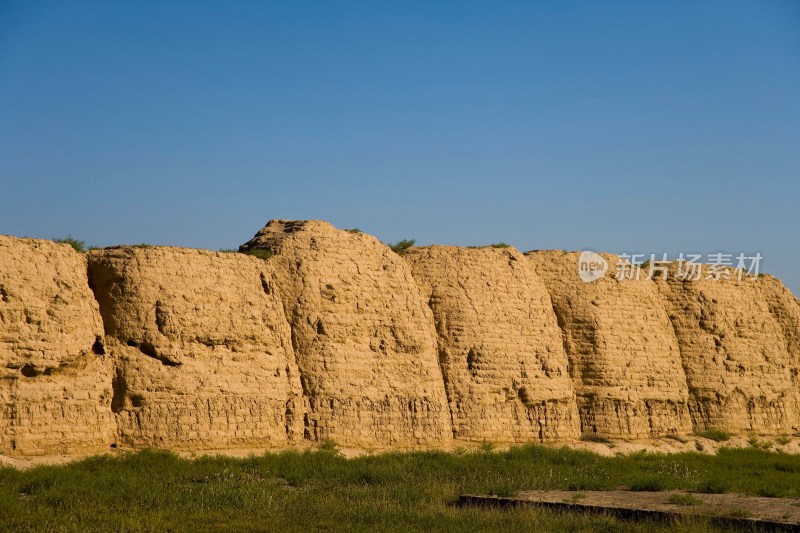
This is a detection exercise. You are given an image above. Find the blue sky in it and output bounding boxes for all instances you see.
[1,1,799,292]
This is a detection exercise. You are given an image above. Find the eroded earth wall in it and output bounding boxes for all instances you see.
[654,266,800,433]
[1,223,799,455]
[404,246,580,442]
[0,236,115,454]
[239,221,453,448]
[527,251,693,438]
[87,246,304,449]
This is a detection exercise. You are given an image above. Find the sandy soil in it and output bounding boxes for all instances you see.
[2,434,799,470]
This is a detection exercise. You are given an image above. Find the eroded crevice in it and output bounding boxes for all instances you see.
[260,273,272,295]
[155,300,168,334]
[111,367,127,413]
[92,336,105,355]
[20,364,42,378]
[126,339,181,367]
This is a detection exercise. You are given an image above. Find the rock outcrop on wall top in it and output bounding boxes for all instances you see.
[404,245,580,442]
[527,251,693,438]
[0,236,115,454]
[240,221,452,448]
[87,246,304,449]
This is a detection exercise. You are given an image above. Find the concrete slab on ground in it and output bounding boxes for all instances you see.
[460,490,800,529]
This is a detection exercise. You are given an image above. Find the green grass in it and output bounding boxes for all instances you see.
[1,446,799,532]
[694,429,730,442]
[667,494,704,506]
[239,248,273,260]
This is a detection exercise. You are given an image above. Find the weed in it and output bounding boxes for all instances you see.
[747,436,772,450]
[629,478,667,492]
[775,435,791,446]
[317,439,339,454]
[756,486,785,498]
[488,485,516,497]
[727,508,753,519]
[478,442,496,453]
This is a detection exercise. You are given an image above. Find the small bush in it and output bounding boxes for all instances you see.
[775,435,791,446]
[695,429,730,442]
[344,228,361,234]
[53,235,85,253]
[240,249,273,260]
[389,239,415,254]
[667,493,703,506]
[132,243,152,248]
[489,242,510,248]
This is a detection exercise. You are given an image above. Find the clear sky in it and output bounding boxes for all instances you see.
[2,1,799,293]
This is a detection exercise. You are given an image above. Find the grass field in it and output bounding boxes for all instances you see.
[1,444,799,532]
